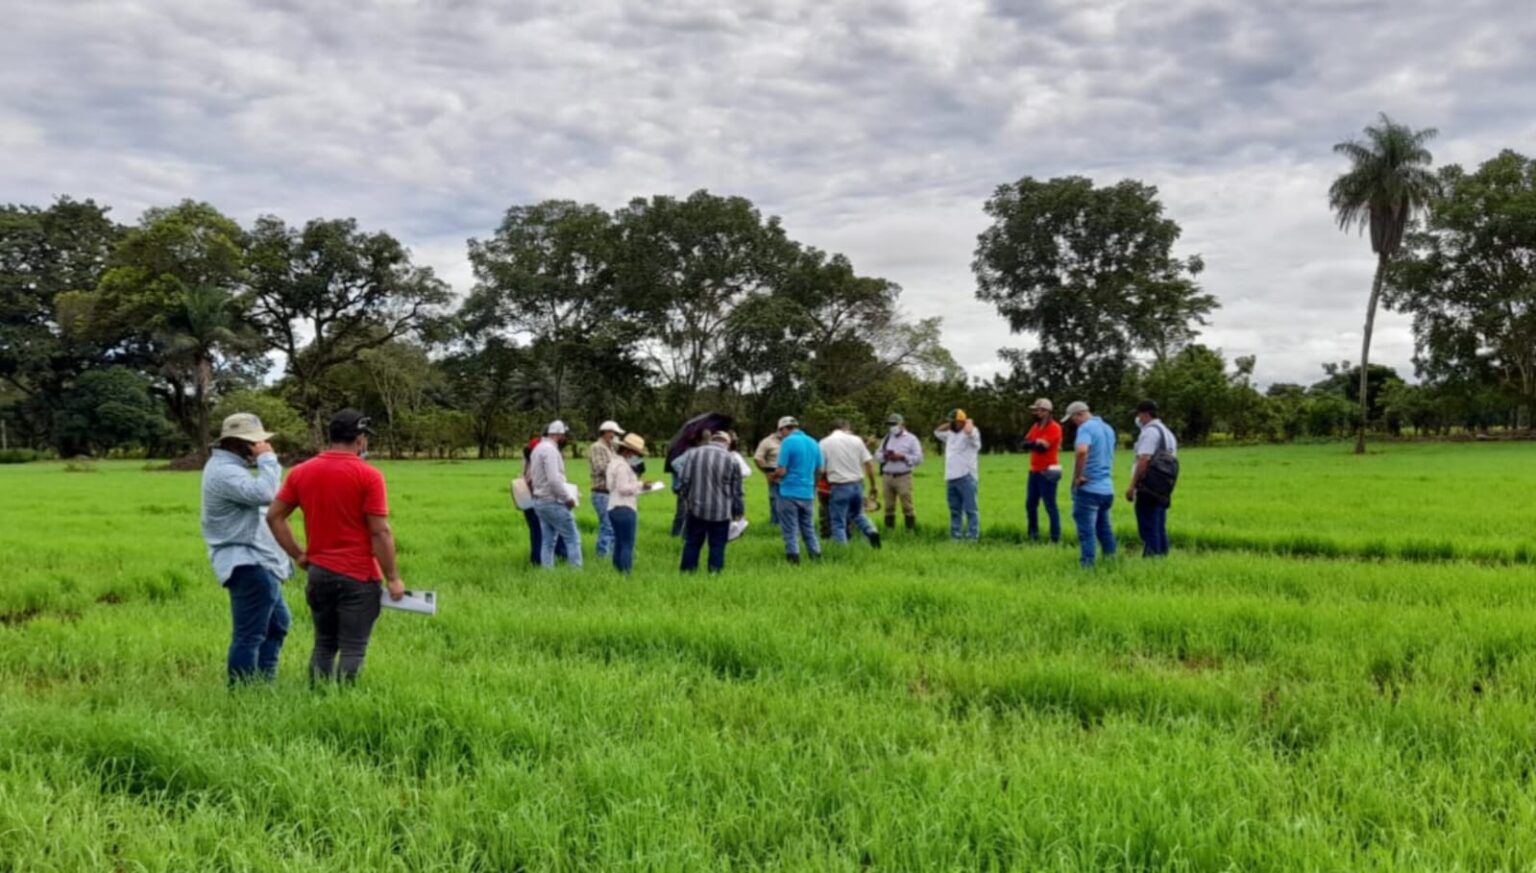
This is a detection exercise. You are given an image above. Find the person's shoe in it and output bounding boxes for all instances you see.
[867,531,882,549]
[884,516,896,530]
[786,553,800,565]
[808,551,823,561]
[904,516,916,531]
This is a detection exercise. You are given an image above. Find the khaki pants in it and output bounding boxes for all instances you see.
[882,472,915,526]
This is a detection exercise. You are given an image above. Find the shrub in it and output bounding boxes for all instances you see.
[0,449,40,464]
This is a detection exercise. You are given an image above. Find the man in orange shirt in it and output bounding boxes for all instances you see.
[267,410,405,684]
[1024,398,1063,543]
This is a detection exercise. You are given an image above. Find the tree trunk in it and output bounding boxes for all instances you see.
[196,355,212,461]
[1355,253,1387,455]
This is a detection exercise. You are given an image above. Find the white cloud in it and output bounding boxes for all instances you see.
[4,0,1534,388]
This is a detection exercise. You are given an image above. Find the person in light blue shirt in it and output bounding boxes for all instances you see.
[1065,401,1117,567]
[771,416,823,564]
[200,413,293,685]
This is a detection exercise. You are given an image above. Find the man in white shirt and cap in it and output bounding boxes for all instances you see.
[588,420,625,559]
[819,420,882,549]
[529,420,581,569]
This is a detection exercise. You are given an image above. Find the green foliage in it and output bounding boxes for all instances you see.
[1390,150,1536,425]
[973,176,1216,402]
[0,448,40,464]
[52,367,171,456]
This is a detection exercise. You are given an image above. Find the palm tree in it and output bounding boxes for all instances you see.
[159,283,257,458]
[1329,113,1438,454]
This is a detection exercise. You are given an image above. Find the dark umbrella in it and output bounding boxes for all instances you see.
[665,412,735,473]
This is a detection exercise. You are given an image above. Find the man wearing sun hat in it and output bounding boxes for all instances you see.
[588,420,625,560]
[201,412,292,686]
[1024,398,1064,544]
[933,409,982,541]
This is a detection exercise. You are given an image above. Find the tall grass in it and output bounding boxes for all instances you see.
[2,444,1536,869]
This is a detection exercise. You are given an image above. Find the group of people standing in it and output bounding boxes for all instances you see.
[198,399,1180,687]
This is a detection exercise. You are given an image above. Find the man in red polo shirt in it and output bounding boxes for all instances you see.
[268,409,405,683]
[1025,398,1063,544]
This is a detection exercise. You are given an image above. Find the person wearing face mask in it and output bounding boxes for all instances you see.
[933,409,982,541]
[874,413,924,531]
[604,432,656,574]
[1024,398,1064,544]
[267,409,405,685]
[201,413,292,686]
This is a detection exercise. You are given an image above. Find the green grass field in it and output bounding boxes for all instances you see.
[4,442,1536,871]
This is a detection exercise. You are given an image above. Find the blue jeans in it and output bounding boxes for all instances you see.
[225,564,290,685]
[525,507,568,565]
[767,481,781,527]
[946,475,980,540]
[829,482,876,544]
[1027,471,1061,543]
[592,491,614,557]
[681,516,730,572]
[1072,489,1117,567]
[778,497,821,558]
[609,507,637,573]
[534,499,583,568]
[1135,498,1169,557]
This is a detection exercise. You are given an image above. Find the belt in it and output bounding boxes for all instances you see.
[883,470,912,477]
[593,489,609,494]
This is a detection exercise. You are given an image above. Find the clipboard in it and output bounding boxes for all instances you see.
[381,589,437,616]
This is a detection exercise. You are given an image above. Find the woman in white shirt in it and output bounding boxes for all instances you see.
[605,433,654,574]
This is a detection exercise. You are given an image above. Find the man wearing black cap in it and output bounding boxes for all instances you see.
[1127,400,1179,558]
[268,409,405,684]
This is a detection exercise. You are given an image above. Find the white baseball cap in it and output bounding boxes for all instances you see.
[547,420,569,435]
[598,420,624,435]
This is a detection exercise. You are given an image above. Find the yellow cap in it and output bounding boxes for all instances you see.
[948,408,968,422]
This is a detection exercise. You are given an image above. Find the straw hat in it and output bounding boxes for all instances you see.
[617,432,647,455]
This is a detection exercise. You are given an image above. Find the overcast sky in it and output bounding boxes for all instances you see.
[5,0,1534,386]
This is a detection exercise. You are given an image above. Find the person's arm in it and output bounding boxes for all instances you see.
[265,498,307,569]
[367,514,404,601]
[212,446,281,506]
[907,434,924,468]
[1127,455,1151,502]
[863,459,879,493]
[546,450,574,508]
[612,461,643,498]
[1073,442,1089,489]
[962,420,980,448]
[730,464,745,520]
[933,427,949,443]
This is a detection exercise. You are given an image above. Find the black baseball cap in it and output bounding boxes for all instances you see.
[328,409,374,442]
[1136,400,1160,415]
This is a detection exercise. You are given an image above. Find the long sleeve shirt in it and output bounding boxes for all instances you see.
[933,426,982,481]
[200,449,292,583]
[589,439,617,492]
[605,456,645,512]
[875,429,924,475]
[677,443,745,522]
[528,438,569,500]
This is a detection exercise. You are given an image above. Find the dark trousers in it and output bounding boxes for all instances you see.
[680,516,730,573]
[525,507,567,565]
[1026,471,1061,543]
[225,564,290,685]
[610,507,638,574]
[1135,498,1170,557]
[306,565,383,683]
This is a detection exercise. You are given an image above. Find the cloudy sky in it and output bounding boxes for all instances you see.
[5,0,1534,385]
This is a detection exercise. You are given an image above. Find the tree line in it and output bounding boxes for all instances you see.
[2,137,1532,460]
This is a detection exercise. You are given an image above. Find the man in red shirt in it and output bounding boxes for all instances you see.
[1024,398,1063,544]
[267,410,405,684]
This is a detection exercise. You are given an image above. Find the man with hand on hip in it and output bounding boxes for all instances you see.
[201,413,292,686]
[933,409,982,541]
[527,420,582,569]
[588,420,624,559]
[267,410,404,684]
[819,420,882,549]
[1064,401,1118,568]
[875,413,924,531]
[771,416,823,564]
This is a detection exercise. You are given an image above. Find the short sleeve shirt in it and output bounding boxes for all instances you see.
[819,430,872,484]
[1073,416,1116,496]
[775,431,822,501]
[275,451,389,582]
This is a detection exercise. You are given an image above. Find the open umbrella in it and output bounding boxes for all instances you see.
[664,412,734,474]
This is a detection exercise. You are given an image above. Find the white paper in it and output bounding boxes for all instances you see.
[728,518,749,541]
[381,589,437,616]
[642,481,667,494]
[564,482,580,508]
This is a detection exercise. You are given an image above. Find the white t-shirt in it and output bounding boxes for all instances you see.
[819,430,872,485]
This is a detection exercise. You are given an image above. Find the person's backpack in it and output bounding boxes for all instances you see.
[1137,423,1180,507]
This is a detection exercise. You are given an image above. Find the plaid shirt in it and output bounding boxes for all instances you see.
[677,444,745,522]
[588,438,617,492]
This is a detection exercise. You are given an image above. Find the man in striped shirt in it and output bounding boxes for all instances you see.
[677,431,745,573]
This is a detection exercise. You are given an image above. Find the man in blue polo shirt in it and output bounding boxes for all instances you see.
[770,416,823,564]
[1065,401,1117,568]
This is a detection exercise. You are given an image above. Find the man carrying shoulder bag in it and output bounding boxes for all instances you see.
[1126,400,1179,558]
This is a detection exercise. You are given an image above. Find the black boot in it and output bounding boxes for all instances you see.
[884,515,896,530]
[904,515,916,531]
[787,553,800,565]
[867,531,882,550]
